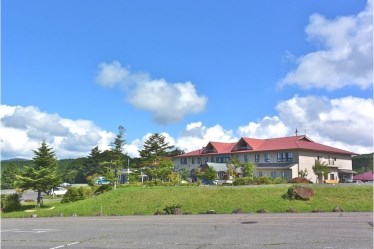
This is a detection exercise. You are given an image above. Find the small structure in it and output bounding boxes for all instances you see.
[353,171,374,182]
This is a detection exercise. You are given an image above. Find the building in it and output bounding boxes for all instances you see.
[173,135,356,183]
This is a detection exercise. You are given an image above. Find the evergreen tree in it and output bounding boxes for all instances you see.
[15,141,60,207]
[1,163,20,189]
[110,126,127,189]
[139,133,174,166]
[85,146,103,176]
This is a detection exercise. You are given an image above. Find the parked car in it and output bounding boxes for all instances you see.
[50,187,68,196]
[60,182,72,187]
[95,177,111,185]
[350,180,364,184]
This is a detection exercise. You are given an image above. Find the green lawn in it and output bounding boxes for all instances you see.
[2,184,372,218]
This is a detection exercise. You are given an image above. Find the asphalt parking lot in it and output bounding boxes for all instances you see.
[1,212,373,249]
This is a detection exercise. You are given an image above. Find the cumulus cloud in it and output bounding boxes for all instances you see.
[280,0,373,90]
[238,116,290,139]
[0,105,114,160]
[276,95,374,151]
[172,122,237,153]
[96,61,207,124]
[168,96,373,155]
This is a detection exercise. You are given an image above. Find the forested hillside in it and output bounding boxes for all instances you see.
[352,153,374,173]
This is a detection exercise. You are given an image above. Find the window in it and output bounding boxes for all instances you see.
[271,171,276,178]
[211,157,215,163]
[255,154,260,162]
[217,154,231,163]
[191,157,195,164]
[244,154,248,162]
[265,153,270,162]
[281,171,285,178]
[277,152,293,162]
[258,171,263,177]
[180,158,187,164]
[197,157,201,165]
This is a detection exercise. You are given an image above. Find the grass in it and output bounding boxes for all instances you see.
[1,184,372,218]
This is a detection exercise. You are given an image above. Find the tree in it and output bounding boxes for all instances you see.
[312,160,329,183]
[85,146,103,177]
[139,133,174,167]
[298,168,308,178]
[196,166,217,182]
[110,126,127,189]
[242,162,256,177]
[226,156,255,178]
[15,141,60,207]
[1,163,20,189]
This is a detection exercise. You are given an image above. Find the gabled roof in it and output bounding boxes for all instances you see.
[201,142,236,154]
[174,135,355,158]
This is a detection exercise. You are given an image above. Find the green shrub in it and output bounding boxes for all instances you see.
[163,203,182,215]
[94,185,113,195]
[1,193,22,212]
[61,187,91,203]
[233,177,253,186]
[256,176,274,184]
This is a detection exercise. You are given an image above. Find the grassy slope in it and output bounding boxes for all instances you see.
[2,185,373,218]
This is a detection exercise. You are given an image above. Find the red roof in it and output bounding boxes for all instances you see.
[353,171,374,181]
[174,135,355,158]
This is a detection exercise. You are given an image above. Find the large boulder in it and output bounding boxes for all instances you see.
[286,185,314,200]
[288,177,313,184]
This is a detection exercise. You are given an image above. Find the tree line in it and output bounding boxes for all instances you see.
[1,126,184,200]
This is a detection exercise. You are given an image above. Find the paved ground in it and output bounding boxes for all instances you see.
[1,212,373,249]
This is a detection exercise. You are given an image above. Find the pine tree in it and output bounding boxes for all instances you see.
[110,126,127,189]
[15,141,60,207]
[139,133,174,167]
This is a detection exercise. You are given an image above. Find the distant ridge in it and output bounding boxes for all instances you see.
[1,158,30,162]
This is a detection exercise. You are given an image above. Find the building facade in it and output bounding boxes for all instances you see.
[173,135,356,183]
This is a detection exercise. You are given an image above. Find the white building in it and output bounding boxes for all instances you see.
[173,135,356,183]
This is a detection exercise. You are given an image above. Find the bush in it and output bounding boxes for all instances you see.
[256,176,274,185]
[163,204,182,215]
[233,177,253,186]
[94,185,113,195]
[61,187,91,203]
[1,193,22,212]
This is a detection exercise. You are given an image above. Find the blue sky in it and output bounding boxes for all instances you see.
[1,0,373,159]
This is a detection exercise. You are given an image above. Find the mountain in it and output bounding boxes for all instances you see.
[352,153,373,173]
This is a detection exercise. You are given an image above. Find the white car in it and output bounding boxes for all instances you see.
[60,182,72,187]
[50,187,68,196]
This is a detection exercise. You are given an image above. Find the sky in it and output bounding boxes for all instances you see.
[1,0,373,160]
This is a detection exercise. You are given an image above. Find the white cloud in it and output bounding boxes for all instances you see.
[169,96,373,155]
[281,0,373,90]
[3,94,372,161]
[276,95,373,153]
[173,122,237,153]
[96,61,129,87]
[238,116,290,139]
[0,105,114,160]
[96,61,207,124]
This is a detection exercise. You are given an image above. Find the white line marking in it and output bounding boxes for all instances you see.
[49,241,80,249]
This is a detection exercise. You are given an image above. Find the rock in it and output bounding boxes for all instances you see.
[30,214,38,218]
[286,208,297,213]
[206,210,216,214]
[288,177,313,184]
[232,208,244,214]
[257,208,267,213]
[332,206,344,212]
[288,185,314,200]
[172,208,183,215]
